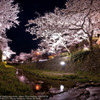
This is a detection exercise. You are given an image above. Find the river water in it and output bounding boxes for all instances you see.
[16,69,100,100]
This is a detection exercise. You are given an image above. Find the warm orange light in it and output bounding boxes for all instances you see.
[35,84,40,90]
[36,52,40,55]
[49,56,54,59]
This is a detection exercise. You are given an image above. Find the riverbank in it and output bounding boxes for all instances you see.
[0,63,100,100]
[14,61,100,97]
[0,63,31,96]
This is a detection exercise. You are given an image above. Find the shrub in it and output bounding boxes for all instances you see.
[71,50,90,63]
[69,46,100,73]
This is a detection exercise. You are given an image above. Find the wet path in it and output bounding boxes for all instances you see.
[47,83,100,100]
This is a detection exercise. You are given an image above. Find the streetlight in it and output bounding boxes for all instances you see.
[36,52,40,55]
[2,55,7,61]
[60,61,66,66]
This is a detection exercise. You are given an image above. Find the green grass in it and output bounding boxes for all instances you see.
[5,64,15,69]
[0,63,32,96]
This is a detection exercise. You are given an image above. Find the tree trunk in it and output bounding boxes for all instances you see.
[62,43,71,55]
[65,47,71,55]
[89,36,93,50]
[0,49,2,62]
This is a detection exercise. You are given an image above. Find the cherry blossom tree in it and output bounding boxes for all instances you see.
[0,0,20,60]
[26,0,100,54]
[26,12,85,54]
[0,0,19,33]
[0,35,13,60]
[62,0,100,50]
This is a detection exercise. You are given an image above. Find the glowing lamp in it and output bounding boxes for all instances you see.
[60,61,66,66]
[49,56,54,59]
[2,55,7,61]
[36,52,40,55]
[35,84,40,91]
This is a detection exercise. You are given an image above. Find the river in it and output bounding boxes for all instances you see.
[16,68,100,100]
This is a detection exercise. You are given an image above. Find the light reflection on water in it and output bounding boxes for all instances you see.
[16,69,18,75]
[19,75,26,82]
[60,85,64,92]
[16,69,65,95]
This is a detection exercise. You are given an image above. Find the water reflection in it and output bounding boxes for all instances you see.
[16,68,65,97]
[16,69,29,84]
[35,84,41,91]
[16,69,18,75]
[60,85,64,92]
[19,75,25,82]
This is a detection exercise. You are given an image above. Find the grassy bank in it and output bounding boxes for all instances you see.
[70,46,100,73]
[0,62,31,96]
[15,63,91,90]
[68,46,100,82]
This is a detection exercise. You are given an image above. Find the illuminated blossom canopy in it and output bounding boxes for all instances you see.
[26,0,100,53]
[26,12,83,54]
[63,0,100,49]
[0,0,20,60]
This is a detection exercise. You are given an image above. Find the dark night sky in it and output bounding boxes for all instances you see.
[6,0,66,55]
